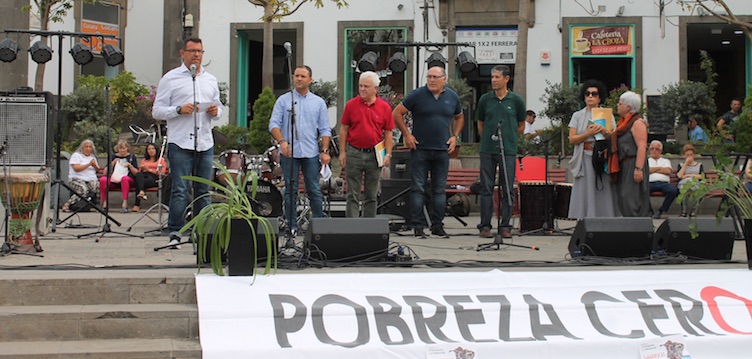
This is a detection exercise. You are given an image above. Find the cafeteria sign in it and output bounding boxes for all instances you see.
[570,25,633,56]
[81,20,119,53]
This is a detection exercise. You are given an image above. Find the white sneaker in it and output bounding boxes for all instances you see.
[168,233,181,250]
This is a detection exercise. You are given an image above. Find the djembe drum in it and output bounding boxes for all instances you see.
[0,173,48,252]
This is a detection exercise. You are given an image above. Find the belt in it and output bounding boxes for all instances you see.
[348,144,373,152]
[583,142,594,151]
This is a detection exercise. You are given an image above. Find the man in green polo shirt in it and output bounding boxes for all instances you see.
[476,65,526,239]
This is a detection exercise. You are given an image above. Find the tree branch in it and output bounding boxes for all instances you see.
[284,0,310,17]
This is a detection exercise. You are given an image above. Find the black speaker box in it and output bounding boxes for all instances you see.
[305,218,390,263]
[568,218,654,257]
[379,179,412,220]
[390,150,412,180]
[653,217,735,260]
[201,218,279,266]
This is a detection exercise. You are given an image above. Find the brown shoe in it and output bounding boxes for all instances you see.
[479,228,493,238]
[500,228,512,238]
[131,205,140,212]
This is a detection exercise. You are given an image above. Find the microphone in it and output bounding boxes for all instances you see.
[284,42,292,57]
[491,122,501,141]
[190,64,197,79]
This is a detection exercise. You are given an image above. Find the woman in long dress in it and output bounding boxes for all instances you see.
[567,80,619,219]
[613,91,650,217]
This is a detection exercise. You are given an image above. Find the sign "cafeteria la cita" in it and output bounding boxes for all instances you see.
[196,269,752,358]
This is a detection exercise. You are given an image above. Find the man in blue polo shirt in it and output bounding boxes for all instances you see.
[393,66,464,238]
[476,65,526,239]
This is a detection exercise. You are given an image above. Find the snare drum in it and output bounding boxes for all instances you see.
[247,178,283,217]
[215,150,247,185]
[264,145,283,180]
[0,173,48,250]
[554,183,573,219]
[519,181,554,232]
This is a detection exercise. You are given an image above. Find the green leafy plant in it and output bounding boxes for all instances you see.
[249,87,277,154]
[660,80,716,130]
[446,77,475,112]
[539,81,581,156]
[678,163,752,238]
[77,72,150,129]
[604,84,643,120]
[180,162,277,277]
[309,79,338,108]
[214,124,251,153]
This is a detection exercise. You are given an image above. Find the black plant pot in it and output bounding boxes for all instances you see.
[227,218,258,276]
[745,219,752,270]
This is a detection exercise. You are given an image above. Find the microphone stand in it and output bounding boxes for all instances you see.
[78,84,143,240]
[478,124,538,251]
[282,47,298,250]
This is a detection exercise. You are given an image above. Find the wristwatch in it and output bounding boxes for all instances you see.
[175,106,181,115]
[321,148,329,154]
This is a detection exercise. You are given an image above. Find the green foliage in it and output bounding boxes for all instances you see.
[214,124,251,153]
[660,80,716,129]
[678,161,752,238]
[699,50,717,100]
[539,81,581,126]
[23,0,99,24]
[181,162,276,277]
[77,72,150,129]
[603,84,643,120]
[518,123,573,157]
[446,77,474,111]
[72,120,118,153]
[255,0,349,21]
[458,143,479,156]
[309,79,338,108]
[249,87,277,154]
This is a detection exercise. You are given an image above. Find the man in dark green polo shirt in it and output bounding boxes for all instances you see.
[476,65,526,239]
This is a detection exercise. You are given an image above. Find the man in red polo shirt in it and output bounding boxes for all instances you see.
[338,71,394,217]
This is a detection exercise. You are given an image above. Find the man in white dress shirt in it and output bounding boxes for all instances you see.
[153,37,222,246]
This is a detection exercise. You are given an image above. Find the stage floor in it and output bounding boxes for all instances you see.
[1,210,748,276]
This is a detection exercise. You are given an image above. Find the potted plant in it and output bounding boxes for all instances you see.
[678,165,752,269]
[180,162,277,276]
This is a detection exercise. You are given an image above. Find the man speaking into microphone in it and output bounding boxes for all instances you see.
[153,37,222,247]
[475,65,525,239]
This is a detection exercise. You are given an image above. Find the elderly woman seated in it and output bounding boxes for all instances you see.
[99,139,139,213]
[62,139,101,212]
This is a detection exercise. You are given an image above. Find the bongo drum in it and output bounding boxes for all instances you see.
[0,173,48,250]
[554,183,574,219]
[519,181,553,232]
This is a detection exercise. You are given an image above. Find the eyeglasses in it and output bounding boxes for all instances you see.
[649,148,661,151]
[184,49,205,54]
[585,91,600,97]
[426,75,444,80]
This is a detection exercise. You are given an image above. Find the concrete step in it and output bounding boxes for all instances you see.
[0,338,201,358]
[0,276,196,306]
[0,303,197,342]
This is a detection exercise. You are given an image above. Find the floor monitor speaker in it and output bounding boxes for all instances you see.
[653,217,735,260]
[568,217,654,257]
[305,217,390,263]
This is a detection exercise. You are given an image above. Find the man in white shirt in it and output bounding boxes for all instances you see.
[523,110,540,142]
[648,140,678,219]
[152,37,222,247]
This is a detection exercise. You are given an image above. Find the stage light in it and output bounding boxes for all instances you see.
[102,44,124,66]
[69,43,93,65]
[387,51,408,73]
[357,51,379,72]
[0,38,19,63]
[426,52,446,69]
[29,41,53,64]
[456,51,477,74]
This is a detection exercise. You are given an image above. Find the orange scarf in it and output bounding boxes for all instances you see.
[608,112,641,181]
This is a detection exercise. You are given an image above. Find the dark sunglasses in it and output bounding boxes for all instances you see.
[585,91,600,97]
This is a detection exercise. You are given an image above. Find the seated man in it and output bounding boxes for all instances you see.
[648,140,678,219]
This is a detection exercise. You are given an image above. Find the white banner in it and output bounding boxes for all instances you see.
[196,269,752,358]
[456,28,517,64]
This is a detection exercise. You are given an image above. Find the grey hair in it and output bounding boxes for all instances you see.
[650,140,663,150]
[620,91,642,114]
[428,66,447,77]
[76,139,97,155]
[359,71,380,87]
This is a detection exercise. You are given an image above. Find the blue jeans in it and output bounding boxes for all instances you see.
[167,143,213,233]
[410,149,449,230]
[280,156,323,229]
[478,153,516,231]
[649,181,678,213]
